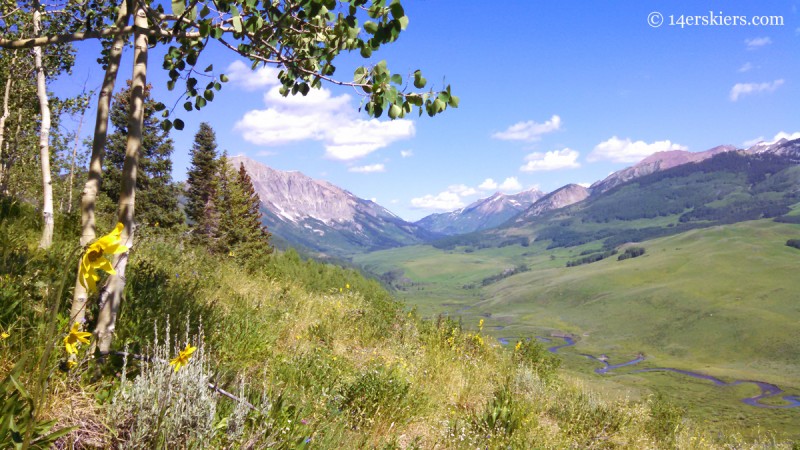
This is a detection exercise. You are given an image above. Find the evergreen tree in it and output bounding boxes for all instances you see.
[213,154,271,256]
[236,162,272,253]
[185,123,218,225]
[101,82,182,228]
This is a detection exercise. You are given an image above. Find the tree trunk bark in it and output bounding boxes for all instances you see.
[96,2,147,353]
[70,0,130,329]
[33,5,54,249]
[0,55,13,190]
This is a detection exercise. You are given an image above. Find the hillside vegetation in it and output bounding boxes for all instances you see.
[2,199,795,448]
[355,217,800,441]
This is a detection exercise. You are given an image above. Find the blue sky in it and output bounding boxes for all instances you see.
[54,0,800,221]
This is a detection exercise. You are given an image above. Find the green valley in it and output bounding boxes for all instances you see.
[354,217,800,439]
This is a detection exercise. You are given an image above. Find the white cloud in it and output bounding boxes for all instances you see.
[448,184,478,197]
[738,62,754,73]
[588,136,687,163]
[771,131,800,142]
[410,191,464,211]
[520,148,581,172]
[745,37,772,49]
[400,149,414,158]
[226,60,280,90]
[497,177,522,192]
[235,85,414,160]
[478,178,498,190]
[349,164,386,173]
[742,136,765,147]
[729,79,784,101]
[577,182,591,188]
[492,115,561,141]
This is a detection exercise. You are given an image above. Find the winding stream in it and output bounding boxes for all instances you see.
[539,336,800,409]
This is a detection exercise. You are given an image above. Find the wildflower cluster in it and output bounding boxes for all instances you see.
[78,223,128,292]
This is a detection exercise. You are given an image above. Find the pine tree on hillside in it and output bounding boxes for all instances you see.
[212,153,272,255]
[101,82,183,228]
[237,162,272,252]
[185,123,218,226]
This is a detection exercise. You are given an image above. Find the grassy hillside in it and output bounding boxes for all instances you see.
[355,218,800,440]
[8,198,796,448]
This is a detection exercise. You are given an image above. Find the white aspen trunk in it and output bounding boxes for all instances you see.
[70,0,130,329]
[33,6,54,249]
[96,2,147,353]
[0,59,12,189]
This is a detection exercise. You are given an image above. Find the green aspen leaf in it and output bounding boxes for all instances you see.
[448,95,460,108]
[204,64,213,72]
[174,118,185,130]
[437,91,450,103]
[389,2,404,19]
[199,20,210,37]
[433,98,445,112]
[184,101,193,111]
[299,83,310,96]
[214,81,222,91]
[196,97,207,109]
[229,3,239,17]
[211,27,223,39]
[190,5,197,21]
[204,89,214,101]
[154,102,166,111]
[364,21,378,34]
[233,16,243,33]
[171,0,185,17]
[161,120,173,132]
[167,80,175,91]
[398,16,409,30]
[360,46,372,58]
[373,103,383,118]
[390,73,402,85]
[388,103,401,119]
[279,85,289,96]
[220,74,229,82]
[200,4,210,17]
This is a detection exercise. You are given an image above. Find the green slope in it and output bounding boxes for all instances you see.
[355,219,800,437]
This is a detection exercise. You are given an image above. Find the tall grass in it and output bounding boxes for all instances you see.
[0,197,797,448]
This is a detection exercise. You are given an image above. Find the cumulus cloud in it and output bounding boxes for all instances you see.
[492,115,561,141]
[478,178,498,190]
[745,37,772,49]
[226,61,280,90]
[497,177,522,191]
[410,191,464,211]
[746,131,800,147]
[729,79,784,101]
[235,85,414,160]
[520,148,581,172]
[738,62,754,73]
[400,149,414,158]
[349,164,385,173]
[588,137,687,163]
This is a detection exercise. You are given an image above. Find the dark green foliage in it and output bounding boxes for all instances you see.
[617,246,645,261]
[481,264,529,286]
[774,215,800,224]
[787,239,800,250]
[476,385,521,436]
[101,83,183,228]
[513,339,561,382]
[646,394,685,446]
[566,249,618,267]
[185,123,218,227]
[340,365,411,427]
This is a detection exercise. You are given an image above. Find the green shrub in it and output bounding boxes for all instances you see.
[340,365,411,428]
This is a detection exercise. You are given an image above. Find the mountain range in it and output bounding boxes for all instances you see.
[231,138,800,258]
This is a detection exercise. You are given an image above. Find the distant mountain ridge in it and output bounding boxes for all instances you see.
[517,184,590,221]
[229,155,437,257]
[414,188,544,235]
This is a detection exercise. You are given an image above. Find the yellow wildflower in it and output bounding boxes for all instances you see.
[78,223,128,292]
[64,323,92,355]
[345,283,350,289]
[478,319,484,332]
[66,360,78,370]
[1,331,9,340]
[169,344,197,372]
[515,341,522,352]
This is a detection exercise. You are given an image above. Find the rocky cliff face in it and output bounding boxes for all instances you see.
[590,145,738,194]
[518,184,590,220]
[229,155,436,257]
[746,138,800,161]
[415,188,544,235]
